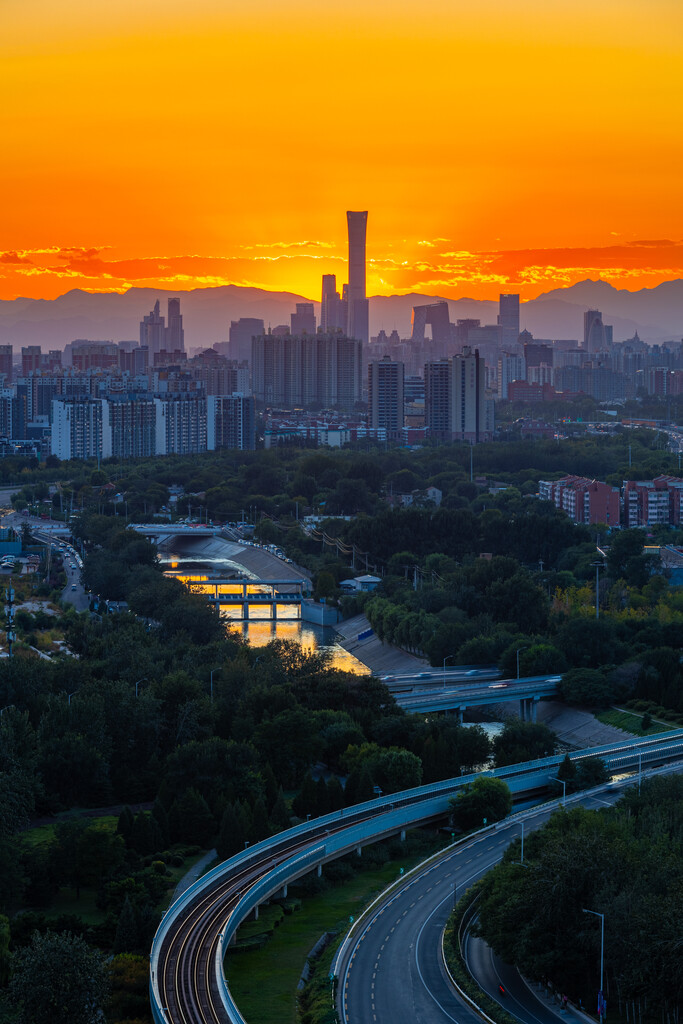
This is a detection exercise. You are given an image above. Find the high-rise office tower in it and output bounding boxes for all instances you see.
[368,357,404,440]
[497,352,526,399]
[140,300,166,354]
[229,318,265,364]
[524,341,554,368]
[0,346,13,383]
[411,302,452,349]
[321,275,344,332]
[424,360,451,440]
[455,319,481,347]
[166,298,185,352]
[291,303,316,335]
[583,309,611,352]
[346,211,369,344]
[451,347,488,442]
[497,294,520,346]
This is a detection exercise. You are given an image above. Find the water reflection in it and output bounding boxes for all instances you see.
[223,616,370,675]
[162,553,369,676]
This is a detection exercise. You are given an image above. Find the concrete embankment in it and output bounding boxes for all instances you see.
[335,613,428,676]
[536,701,632,748]
[336,613,633,748]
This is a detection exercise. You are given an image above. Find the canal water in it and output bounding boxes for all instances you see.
[161,551,369,675]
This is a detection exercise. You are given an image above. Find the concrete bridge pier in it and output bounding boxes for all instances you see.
[520,697,539,722]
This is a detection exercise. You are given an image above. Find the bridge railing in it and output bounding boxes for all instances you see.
[149,732,683,1023]
[215,845,326,1022]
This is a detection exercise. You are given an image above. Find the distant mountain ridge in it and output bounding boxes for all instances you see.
[0,279,680,349]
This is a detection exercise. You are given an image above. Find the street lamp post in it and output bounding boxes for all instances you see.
[591,561,605,620]
[549,775,566,807]
[520,820,524,863]
[135,677,147,698]
[582,908,605,1022]
[68,690,78,706]
[443,654,455,688]
[516,647,527,680]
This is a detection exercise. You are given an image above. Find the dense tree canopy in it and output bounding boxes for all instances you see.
[475,777,683,1019]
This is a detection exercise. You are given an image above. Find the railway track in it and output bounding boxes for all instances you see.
[151,731,683,1024]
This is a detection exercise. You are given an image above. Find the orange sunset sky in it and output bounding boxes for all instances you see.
[2,0,682,303]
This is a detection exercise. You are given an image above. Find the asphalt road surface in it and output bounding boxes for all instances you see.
[341,788,627,1024]
[1,511,89,611]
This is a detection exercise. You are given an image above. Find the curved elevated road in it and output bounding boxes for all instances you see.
[338,764,683,1024]
[338,793,610,1024]
[151,738,683,1024]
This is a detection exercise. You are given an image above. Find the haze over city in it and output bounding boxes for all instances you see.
[2,0,682,302]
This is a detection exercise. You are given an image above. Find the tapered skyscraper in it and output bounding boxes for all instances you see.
[346,211,369,344]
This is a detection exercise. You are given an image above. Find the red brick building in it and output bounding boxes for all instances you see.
[539,476,620,526]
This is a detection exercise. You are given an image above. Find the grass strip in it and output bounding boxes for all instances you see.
[225,834,446,1024]
[595,707,675,736]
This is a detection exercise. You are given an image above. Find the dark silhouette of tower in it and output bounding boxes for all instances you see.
[583,309,612,352]
[497,293,520,346]
[166,297,185,352]
[140,300,166,355]
[291,303,316,334]
[411,302,451,347]
[346,211,369,344]
[321,275,344,332]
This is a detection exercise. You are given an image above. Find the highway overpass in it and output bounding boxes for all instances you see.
[389,674,562,720]
[130,523,225,543]
[149,730,683,1024]
[397,677,561,720]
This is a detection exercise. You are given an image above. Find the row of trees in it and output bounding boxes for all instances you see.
[9,426,678,526]
[474,776,683,1019]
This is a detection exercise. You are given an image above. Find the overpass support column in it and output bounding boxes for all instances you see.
[317,863,322,877]
[272,602,277,621]
[400,829,406,842]
[356,845,362,857]
[242,602,249,621]
[531,697,539,723]
[520,698,528,721]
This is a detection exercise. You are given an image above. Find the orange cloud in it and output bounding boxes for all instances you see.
[2,242,682,303]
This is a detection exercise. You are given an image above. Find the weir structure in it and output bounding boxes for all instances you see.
[185,576,308,620]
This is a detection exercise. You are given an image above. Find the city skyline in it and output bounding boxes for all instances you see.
[2,0,682,302]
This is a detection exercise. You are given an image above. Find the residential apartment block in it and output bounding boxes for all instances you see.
[539,476,620,526]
